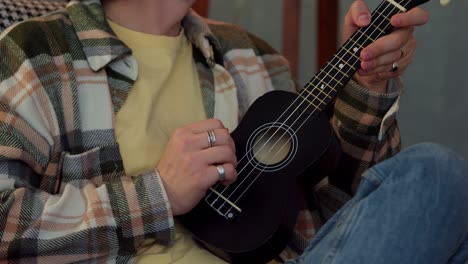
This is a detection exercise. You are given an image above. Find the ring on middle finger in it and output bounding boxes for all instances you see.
[207,130,216,148]
[216,165,226,181]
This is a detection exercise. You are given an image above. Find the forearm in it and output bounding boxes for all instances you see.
[0,147,175,261]
[330,79,401,194]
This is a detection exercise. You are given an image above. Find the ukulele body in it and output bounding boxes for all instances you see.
[179,90,339,263]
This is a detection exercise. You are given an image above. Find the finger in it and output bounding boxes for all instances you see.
[201,145,237,167]
[187,119,226,134]
[359,36,416,75]
[343,0,371,41]
[202,163,238,188]
[359,62,402,76]
[361,27,413,61]
[360,49,402,71]
[218,163,238,186]
[350,0,371,27]
[357,54,413,81]
[391,7,429,28]
[194,128,236,151]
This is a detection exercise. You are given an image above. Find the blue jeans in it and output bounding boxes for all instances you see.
[288,143,468,264]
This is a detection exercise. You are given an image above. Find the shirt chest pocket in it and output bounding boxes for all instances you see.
[59,145,124,194]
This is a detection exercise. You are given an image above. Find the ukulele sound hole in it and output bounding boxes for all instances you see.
[252,129,291,166]
[246,123,298,172]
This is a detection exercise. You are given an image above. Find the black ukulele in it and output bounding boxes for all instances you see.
[180,0,432,263]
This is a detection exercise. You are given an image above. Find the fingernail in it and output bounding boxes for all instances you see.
[360,61,368,70]
[362,50,372,60]
[358,14,371,25]
[361,60,374,70]
[392,17,401,27]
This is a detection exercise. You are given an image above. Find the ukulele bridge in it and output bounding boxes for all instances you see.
[204,122,299,220]
[205,190,240,220]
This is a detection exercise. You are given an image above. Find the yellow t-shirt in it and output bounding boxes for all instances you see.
[109,20,226,264]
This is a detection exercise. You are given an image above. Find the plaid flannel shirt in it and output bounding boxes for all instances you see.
[0,0,401,262]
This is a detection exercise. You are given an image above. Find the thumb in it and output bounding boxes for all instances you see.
[342,0,371,43]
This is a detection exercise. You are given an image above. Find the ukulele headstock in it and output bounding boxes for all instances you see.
[440,0,451,6]
[396,0,454,9]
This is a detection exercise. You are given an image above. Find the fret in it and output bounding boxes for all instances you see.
[305,81,333,100]
[320,68,344,86]
[376,10,391,22]
[341,46,361,60]
[308,77,337,93]
[298,93,323,111]
[333,54,356,70]
[314,84,333,99]
[348,35,372,54]
[360,32,376,43]
[301,88,327,106]
[370,23,386,35]
[348,38,364,49]
[326,61,349,79]
[313,75,340,96]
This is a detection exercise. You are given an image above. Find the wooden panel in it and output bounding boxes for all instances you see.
[193,0,210,17]
[317,0,339,69]
[282,0,301,80]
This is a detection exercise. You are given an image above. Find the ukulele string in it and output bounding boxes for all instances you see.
[208,0,404,211]
[228,1,405,207]
[209,0,398,209]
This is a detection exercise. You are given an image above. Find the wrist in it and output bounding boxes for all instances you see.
[352,75,388,94]
[155,168,180,215]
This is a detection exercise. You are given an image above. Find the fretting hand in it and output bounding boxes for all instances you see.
[343,0,429,93]
[157,119,238,216]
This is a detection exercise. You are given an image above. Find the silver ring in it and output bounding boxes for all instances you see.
[391,61,399,72]
[400,47,405,59]
[207,130,216,148]
[216,165,226,181]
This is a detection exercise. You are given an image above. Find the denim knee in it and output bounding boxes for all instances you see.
[366,142,468,205]
[402,142,466,176]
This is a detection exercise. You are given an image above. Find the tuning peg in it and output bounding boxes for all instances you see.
[440,0,451,6]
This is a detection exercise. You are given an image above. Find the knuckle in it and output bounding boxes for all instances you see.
[173,127,187,138]
[212,118,223,128]
[221,145,232,155]
[179,136,192,149]
[193,172,206,188]
[225,164,237,180]
[182,153,196,167]
[217,129,228,140]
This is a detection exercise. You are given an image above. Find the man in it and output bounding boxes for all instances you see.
[0,0,466,263]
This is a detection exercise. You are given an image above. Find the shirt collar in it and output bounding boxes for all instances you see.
[66,0,222,72]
